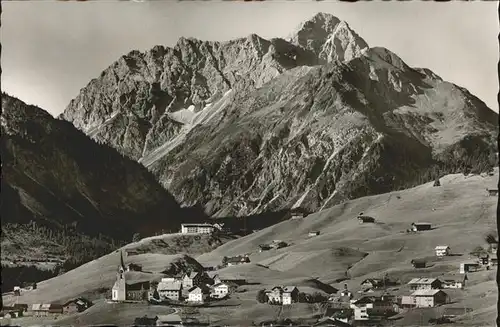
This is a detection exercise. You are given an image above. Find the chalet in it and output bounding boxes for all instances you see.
[31,304,63,316]
[182,271,203,289]
[441,276,465,289]
[411,259,427,269]
[435,245,451,257]
[486,188,498,196]
[349,296,396,321]
[282,286,299,305]
[401,295,416,308]
[126,263,143,272]
[259,244,272,252]
[360,279,384,289]
[270,240,288,249]
[309,231,321,237]
[411,222,432,232]
[290,207,309,219]
[157,280,182,301]
[181,223,214,234]
[211,282,229,299]
[407,278,442,290]
[62,298,92,314]
[187,285,210,303]
[411,289,448,307]
[225,255,251,266]
[460,262,481,274]
[157,313,183,327]
[134,315,158,326]
[265,287,283,304]
[358,216,375,224]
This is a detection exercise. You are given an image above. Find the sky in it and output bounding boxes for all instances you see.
[1,1,499,116]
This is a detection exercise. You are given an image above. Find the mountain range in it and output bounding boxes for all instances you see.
[59,12,497,217]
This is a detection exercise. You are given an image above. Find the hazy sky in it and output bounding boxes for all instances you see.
[1,1,498,116]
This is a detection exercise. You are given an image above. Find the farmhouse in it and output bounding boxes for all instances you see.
[157,280,182,301]
[435,245,451,257]
[486,188,498,196]
[224,255,251,266]
[282,286,299,305]
[441,275,465,289]
[407,278,442,290]
[31,304,63,316]
[181,223,215,234]
[182,271,203,289]
[410,259,427,268]
[259,244,272,252]
[349,296,396,321]
[309,231,320,237]
[290,207,309,219]
[266,287,283,304]
[211,282,229,299]
[62,298,92,314]
[411,289,448,307]
[358,216,375,223]
[411,222,432,232]
[360,279,384,289]
[187,286,210,303]
[460,262,481,274]
[126,263,143,272]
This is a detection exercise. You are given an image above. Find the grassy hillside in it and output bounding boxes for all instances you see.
[5,169,497,326]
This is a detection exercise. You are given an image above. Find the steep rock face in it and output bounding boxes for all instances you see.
[60,13,497,217]
[287,13,369,63]
[1,94,205,240]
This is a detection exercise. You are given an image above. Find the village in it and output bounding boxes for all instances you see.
[1,185,498,326]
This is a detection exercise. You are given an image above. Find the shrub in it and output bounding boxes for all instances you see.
[256,289,267,303]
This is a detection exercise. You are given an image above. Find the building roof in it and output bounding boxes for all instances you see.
[283,286,298,293]
[408,278,439,285]
[181,223,214,228]
[157,314,183,323]
[412,222,432,225]
[435,245,450,250]
[185,271,200,279]
[411,289,446,296]
[212,282,228,288]
[157,281,182,291]
[361,278,384,285]
[188,285,209,293]
[226,256,250,263]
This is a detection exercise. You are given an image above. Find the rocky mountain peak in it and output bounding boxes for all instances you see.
[288,12,368,63]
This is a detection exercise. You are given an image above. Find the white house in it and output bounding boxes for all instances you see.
[187,286,209,303]
[266,287,283,303]
[411,289,448,307]
[211,283,229,299]
[180,223,215,234]
[308,231,320,237]
[282,286,299,305]
[435,246,451,257]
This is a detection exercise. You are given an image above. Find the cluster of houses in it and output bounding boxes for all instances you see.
[110,252,245,305]
[0,298,93,320]
[262,286,300,305]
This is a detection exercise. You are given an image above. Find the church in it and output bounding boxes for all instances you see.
[111,251,151,302]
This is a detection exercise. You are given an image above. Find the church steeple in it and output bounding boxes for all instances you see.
[118,251,126,276]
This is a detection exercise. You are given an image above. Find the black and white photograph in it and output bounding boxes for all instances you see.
[0,1,498,326]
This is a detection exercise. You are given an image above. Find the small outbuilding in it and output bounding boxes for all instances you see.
[411,259,427,269]
[411,222,432,232]
[358,216,375,224]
